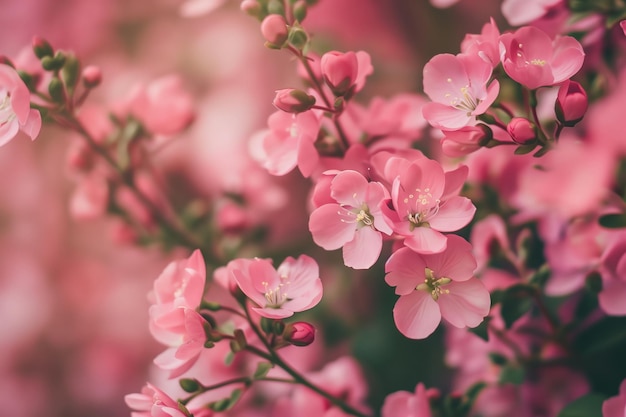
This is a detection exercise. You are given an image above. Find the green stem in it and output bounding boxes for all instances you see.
[180,376,251,405]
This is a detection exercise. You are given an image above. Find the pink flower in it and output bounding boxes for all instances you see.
[501,0,562,26]
[0,63,41,146]
[385,235,490,339]
[125,383,188,417]
[499,26,584,90]
[382,383,435,417]
[127,74,195,136]
[229,255,323,319]
[153,307,207,378]
[599,233,626,316]
[603,379,626,417]
[148,250,206,345]
[387,158,475,254]
[461,18,501,67]
[309,170,392,269]
[320,50,373,96]
[422,53,500,130]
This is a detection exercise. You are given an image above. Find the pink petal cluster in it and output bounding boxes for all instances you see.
[320,50,373,96]
[382,383,436,417]
[125,383,188,417]
[422,52,500,130]
[461,18,501,67]
[499,26,584,90]
[385,235,490,339]
[309,170,392,269]
[227,255,323,319]
[0,63,41,147]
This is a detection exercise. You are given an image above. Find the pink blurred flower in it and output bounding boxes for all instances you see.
[599,233,626,316]
[501,0,562,26]
[0,63,41,146]
[309,170,392,269]
[180,0,227,17]
[382,383,435,417]
[320,50,373,96]
[125,383,188,417]
[499,26,584,90]
[148,250,206,345]
[422,53,500,130]
[603,379,626,417]
[461,18,501,67]
[230,255,323,319]
[127,75,195,136]
[387,158,475,254]
[69,172,109,220]
[385,235,490,339]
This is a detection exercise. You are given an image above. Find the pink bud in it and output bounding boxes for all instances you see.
[272,88,316,113]
[240,0,261,16]
[507,117,536,144]
[82,65,102,88]
[555,80,588,127]
[320,51,359,96]
[32,36,54,59]
[441,124,492,157]
[284,322,315,346]
[260,14,288,47]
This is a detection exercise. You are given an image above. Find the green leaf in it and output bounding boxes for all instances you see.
[179,378,200,393]
[514,143,537,155]
[574,316,626,355]
[468,316,491,341]
[224,351,235,366]
[500,284,534,328]
[253,362,273,380]
[599,213,626,229]
[499,363,525,385]
[557,393,606,417]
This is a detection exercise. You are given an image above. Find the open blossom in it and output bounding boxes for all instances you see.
[386,158,475,254]
[309,170,392,269]
[499,26,584,90]
[148,250,206,345]
[125,383,188,417]
[382,383,435,417]
[229,255,323,319]
[385,235,490,339]
[422,52,500,130]
[461,18,501,67]
[501,0,562,26]
[0,63,41,147]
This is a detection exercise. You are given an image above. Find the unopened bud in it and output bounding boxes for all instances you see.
[41,51,66,71]
[240,0,262,18]
[273,88,315,113]
[293,0,308,22]
[179,378,200,393]
[507,117,536,145]
[320,51,358,96]
[283,321,315,346]
[82,65,102,88]
[267,0,284,15]
[62,54,80,89]
[0,56,15,68]
[32,36,54,59]
[555,80,588,127]
[261,14,288,48]
[48,77,65,102]
[288,27,308,50]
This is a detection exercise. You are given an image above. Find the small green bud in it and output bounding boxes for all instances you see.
[179,378,200,393]
[32,36,54,59]
[267,0,284,15]
[288,27,308,50]
[48,77,65,102]
[293,1,307,22]
[62,54,81,90]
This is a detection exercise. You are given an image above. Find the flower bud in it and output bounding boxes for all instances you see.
[283,321,315,346]
[507,117,536,144]
[82,65,102,88]
[261,14,288,48]
[293,0,307,22]
[272,88,316,113]
[440,124,492,157]
[321,51,358,96]
[61,54,80,89]
[48,77,65,102]
[555,80,588,127]
[32,36,54,59]
[240,0,262,18]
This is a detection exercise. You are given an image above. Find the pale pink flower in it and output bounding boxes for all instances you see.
[180,0,226,17]
[387,158,475,254]
[125,383,187,417]
[385,235,490,339]
[230,255,323,319]
[499,26,584,90]
[0,63,41,146]
[422,52,499,130]
[153,307,207,378]
[320,50,373,96]
[470,214,513,272]
[382,383,435,417]
[598,233,626,316]
[309,170,392,269]
[127,74,195,136]
[461,18,501,67]
[501,0,562,26]
[148,250,206,345]
[603,379,626,417]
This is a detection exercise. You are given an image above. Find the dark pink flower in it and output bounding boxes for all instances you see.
[555,80,587,126]
[507,117,536,144]
[499,26,584,90]
[230,255,322,319]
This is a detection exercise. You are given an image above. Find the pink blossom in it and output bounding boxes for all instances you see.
[229,255,323,319]
[320,50,373,96]
[125,383,188,417]
[0,63,41,147]
[499,26,584,90]
[153,307,207,378]
[461,18,501,67]
[127,75,195,136]
[422,53,500,130]
[309,170,392,269]
[385,235,490,339]
[599,233,626,316]
[501,0,562,26]
[603,379,626,417]
[148,250,207,345]
[382,383,435,417]
[387,158,475,254]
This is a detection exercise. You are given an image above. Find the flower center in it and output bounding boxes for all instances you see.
[262,275,291,308]
[0,91,16,126]
[339,194,375,229]
[416,267,451,301]
[444,81,479,116]
[404,187,440,229]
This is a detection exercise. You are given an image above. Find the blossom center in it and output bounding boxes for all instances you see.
[0,91,16,126]
[404,187,440,229]
[262,275,291,308]
[416,267,451,301]
[444,82,479,116]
